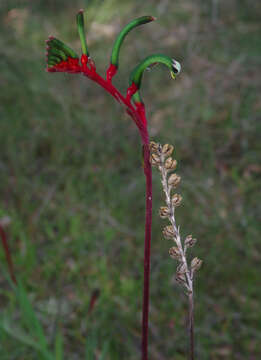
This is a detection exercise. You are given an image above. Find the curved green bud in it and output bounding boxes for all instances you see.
[48,37,78,59]
[111,16,155,69]
[76,10,89,56]
[47,60,56,67]
[129,54,181,89]
[48,55,61,65]
[48,47,67,61]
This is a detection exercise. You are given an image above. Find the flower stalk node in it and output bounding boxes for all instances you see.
[106,63,118,82]
[126,82,139,103]
[81,54,88,66]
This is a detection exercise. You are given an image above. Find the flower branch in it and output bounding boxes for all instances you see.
[45,10,181,360]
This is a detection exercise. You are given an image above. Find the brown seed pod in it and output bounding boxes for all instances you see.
[159,206,170,218]
[185,235,197,248]
[169,246,181,260]
[150,153,160,166]
[177,263,187,274]
[171,193,182,207]
[168,173,181,187]
[162,144,174,157]
[175,272,186,285]
[149,141,159,153]
[191,257,202,272]
[162,225,175,239]
[165,157,177,170]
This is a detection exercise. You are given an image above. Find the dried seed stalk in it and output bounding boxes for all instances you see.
[150,141,202,360]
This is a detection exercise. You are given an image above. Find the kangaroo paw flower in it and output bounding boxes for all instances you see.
[77,10,90,57]
[46,37,80,73]
[129,54,181,103]
[107,16,155,82]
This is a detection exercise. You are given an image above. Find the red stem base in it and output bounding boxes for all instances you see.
[0,225,17,284]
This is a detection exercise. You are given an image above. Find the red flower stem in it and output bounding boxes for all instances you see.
[0,225,17,285]
[136,105,151,360]
[141,142,152,360]
[82,67,152,359]
[84,71,143,131]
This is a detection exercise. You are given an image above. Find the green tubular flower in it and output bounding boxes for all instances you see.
[76,10,89,56]
[110,16,155,69]
[48,37,78,59]
[46,36,81,72]
[130,54,181,87]
[129,54,181,103]
[48,47,67,61]
[48,55,61,66]
[47,60,56,67]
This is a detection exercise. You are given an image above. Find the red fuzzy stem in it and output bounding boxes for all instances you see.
[141,142,152,360]
[85,72,152,360]
[135,104,151,360]
[0,225,17,285]
[88,288,100,315]
[106,63,117,82]
[85,74,152,359]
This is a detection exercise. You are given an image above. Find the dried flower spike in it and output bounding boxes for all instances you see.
[152,140,202,359]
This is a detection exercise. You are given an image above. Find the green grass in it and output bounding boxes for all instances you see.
[0,0,261,359]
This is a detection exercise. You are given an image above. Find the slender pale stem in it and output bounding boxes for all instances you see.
[189,291,194,360]
[141,141,152,360]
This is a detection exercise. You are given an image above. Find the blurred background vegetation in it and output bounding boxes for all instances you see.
[0,0,260,359]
